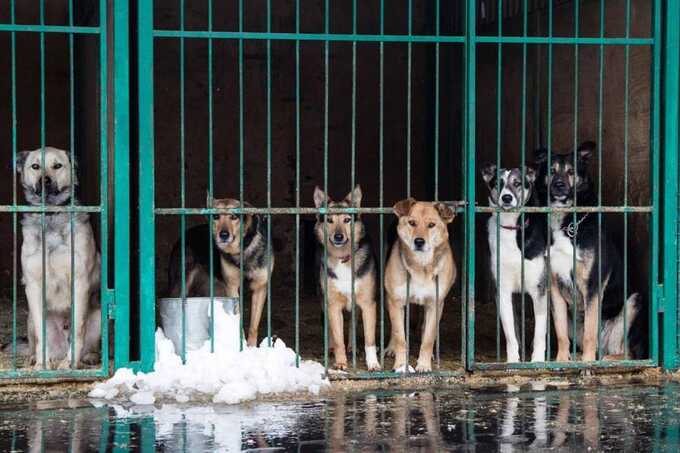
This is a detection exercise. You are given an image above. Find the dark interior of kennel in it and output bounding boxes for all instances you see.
[0,0,654,369]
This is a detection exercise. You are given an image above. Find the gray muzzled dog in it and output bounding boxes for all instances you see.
[16,147,101,369]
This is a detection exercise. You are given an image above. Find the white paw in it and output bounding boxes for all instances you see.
[364,346,381,371]
[415,362,432,373]
[393,364,415,374]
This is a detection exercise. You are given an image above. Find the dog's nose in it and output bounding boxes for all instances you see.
[218,230,230,242]
[501,194,513,204]
[414,237,426,249]
[552,180,566,191]
[333,233,345,243]
[43,176,52,186]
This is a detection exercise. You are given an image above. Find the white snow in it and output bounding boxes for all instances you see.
[89,307,329,405]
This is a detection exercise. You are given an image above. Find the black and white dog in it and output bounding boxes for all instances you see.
[535,141,647,361]
[482,166,548,362]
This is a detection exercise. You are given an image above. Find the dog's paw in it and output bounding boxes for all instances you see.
[366,360,381,371]
[57,359,73,370]
[415,361,432,373]
[393,363,415,374]
[555,352,571,362]
[81,352,100,366]
[334,361,348,371]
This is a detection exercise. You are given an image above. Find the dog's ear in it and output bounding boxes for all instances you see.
[393,197,416,218]
[524,166,537,184]
[344,185,362,208]
[313,186,328,209]
[14,150,30,174]
[434,202,455,224]
[481,164,496,184]
[534,148,548,165]
[577,141,596,164]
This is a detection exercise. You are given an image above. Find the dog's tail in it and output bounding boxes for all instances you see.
[0,337,31,356]
[599,293,641,356]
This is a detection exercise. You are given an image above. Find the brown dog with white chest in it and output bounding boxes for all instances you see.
[384,199,457,372]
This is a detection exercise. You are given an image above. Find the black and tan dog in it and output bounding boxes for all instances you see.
[313,185,381,371]
[384,199,457,372]
[167,198,274,347]
[536,141,647,361]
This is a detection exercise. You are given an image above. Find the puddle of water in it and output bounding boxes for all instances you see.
[1,382,680,452]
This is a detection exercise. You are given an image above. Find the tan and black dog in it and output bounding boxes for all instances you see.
[385,199,456,372]
[167,198,274,347]
[313,185,381,371]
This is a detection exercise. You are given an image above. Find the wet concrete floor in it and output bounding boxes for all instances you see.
[1,382,680,451]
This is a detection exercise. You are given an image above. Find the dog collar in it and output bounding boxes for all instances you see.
[340,255,352,263]
[500,218,529,231]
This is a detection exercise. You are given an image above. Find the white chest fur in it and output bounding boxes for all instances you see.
[328,261,355,298]
[549,214,583,281]
[487,213,544,292]
[393,273,439,305]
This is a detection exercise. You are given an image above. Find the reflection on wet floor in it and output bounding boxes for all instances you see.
[1,382,680,452]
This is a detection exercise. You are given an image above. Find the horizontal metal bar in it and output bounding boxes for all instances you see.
[476,36,654,45]
[0,368,108,380]
[0,24,100,34]
[0,205,101,213]
[472,359,655,371]
[155,205,466,215]
[154,30,465,43]
[331,369,466,380]
[476,206,652,213]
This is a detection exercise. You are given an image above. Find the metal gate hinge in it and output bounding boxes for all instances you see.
[103,289,116,320]
[657,284,665,313]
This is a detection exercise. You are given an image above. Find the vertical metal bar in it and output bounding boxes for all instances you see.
[323,0,330,371]
[406,0,412,198]
[179,0,187,364]
[378,0,385,370]
[350,0,357,370]
[465,0,477,369]
[663,0,680,370]
[520,0,528,362]
[208,0,215,354]
[266,0,273,347]
[69,0,76,369]
[114,0,131,370]
[571,0,579,360]
[649,0,661,365]
[238,0,245,351]
[138,0,156,372]
[622,0,631,359]
[40,0,47,369]
[434,0,441,370]
[295,0,301,367]
[10,0,17,369]
[545,0,554,362]
[98,0,110,375]
[596,0,605,361]
[495,0,502,363]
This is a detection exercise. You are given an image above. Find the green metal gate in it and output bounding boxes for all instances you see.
[0,0,129,378]
[134,0,680,376]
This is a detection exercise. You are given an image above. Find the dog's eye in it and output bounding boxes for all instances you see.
[53,163,63,170]
[230,214,238,221]
[31,163,40,170]
[326,217,333,224]
[427,222,435,228]
[513,181,521,187]
[567,168,574,176]
[343,217,351,224]
[408,220,416,227]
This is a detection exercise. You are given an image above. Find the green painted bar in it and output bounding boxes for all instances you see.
[473,359,656,371]
[10,0,17,370]
[323,0,330,372]
[114,0,131,370]
[266,0,273,347]
[295,0,301,367]
[571,0,580,360]
[494,0,502,363]
[378,0,385,369]
[0,205,102,213]
[663,0,680,370]
[238,0,245,352]
[596,0,605,361]
[138,0,157,373]
[0,24,100,33]
[350,0,357,370]
[179,0,187,364]
[153,30,465,43]
[464,0,476,369]
[207,0,215,354]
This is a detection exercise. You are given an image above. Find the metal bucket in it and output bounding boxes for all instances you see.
[158,297,239,353]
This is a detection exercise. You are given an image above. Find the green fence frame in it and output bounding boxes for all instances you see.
[127,0,679,375]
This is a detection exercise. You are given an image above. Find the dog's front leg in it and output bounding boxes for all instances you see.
[530,288,548,362]
[498,286,520,362]
[328,301,347,370]
[386,295,408,371]
[61,285,91,369]
[358,298,380,371]
[416,300,439,372]
[550,280,571,361]
[25,283,47,370]
[246,283,267,347]
[581,296,599,362]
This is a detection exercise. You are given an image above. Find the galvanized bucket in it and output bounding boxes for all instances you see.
[158,297,239,353]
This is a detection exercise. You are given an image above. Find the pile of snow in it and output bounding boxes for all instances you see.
[89,308,329,405]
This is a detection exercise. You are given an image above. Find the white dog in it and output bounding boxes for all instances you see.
[17,147,101,369]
